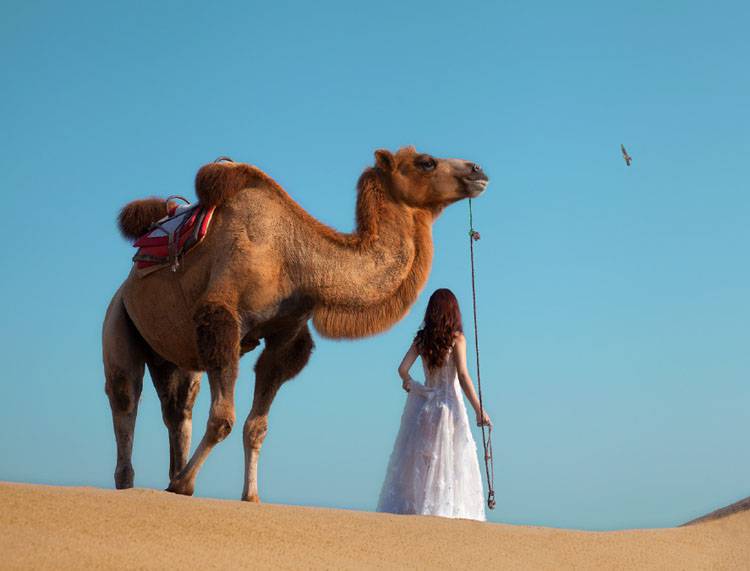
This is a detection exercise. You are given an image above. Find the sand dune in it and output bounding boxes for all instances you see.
[683,495,750,526]
[1,482,748,570]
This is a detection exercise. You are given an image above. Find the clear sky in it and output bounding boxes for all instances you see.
[0,0,747,531]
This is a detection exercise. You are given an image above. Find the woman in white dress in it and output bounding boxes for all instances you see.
[377,288,492,521]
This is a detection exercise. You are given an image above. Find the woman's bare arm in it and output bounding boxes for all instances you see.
[397,341,420,393]
[453,333,492,426]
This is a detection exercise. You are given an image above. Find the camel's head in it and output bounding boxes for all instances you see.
[373,146,489,210]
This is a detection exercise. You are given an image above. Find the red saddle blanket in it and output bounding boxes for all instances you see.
[132,204,215,273]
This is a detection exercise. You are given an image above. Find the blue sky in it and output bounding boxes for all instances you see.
[0,0,747,530]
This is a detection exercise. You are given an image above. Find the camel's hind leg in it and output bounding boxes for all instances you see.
[148,357,202,482]
[242,324,314,502]
[167,303,240,496]
[103,292,146,489]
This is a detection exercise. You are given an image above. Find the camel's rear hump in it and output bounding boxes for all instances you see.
[118,198,168,240]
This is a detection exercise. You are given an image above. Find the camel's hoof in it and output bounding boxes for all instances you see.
[166,480,195,496]
[114,465,134,489]
[242,493,261,503]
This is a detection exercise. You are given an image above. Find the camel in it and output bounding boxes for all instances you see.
[102,146,489,501]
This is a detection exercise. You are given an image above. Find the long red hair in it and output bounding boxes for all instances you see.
[414,288,463,369]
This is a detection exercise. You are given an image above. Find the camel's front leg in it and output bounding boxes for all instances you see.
[167,303,240,496]
[243,324,314,502]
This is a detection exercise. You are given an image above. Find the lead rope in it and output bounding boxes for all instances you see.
[469,199,496,510]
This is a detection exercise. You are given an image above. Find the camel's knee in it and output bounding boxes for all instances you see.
[158,372,200,429]
[244,416,269,450]
[206,408,235,444]
[194,303,240,370]
[207,417,233,444]
[105,369,142,414]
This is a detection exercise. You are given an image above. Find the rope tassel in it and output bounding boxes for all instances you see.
[468,198,496,510]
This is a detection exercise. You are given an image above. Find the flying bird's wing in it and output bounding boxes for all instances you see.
[621,144,632,166]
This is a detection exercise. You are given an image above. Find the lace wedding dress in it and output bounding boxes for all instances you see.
[377,347,486,521]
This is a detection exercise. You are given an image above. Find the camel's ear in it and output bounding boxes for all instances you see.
[374,149,394,172]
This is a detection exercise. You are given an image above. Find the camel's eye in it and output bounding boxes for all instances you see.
[415,156,436,172]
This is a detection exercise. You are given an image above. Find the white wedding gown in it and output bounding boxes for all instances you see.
[377,347,486,521]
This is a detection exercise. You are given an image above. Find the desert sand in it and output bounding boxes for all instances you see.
[1,482,748,570]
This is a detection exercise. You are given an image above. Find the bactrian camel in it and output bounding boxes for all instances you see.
[102,146,489,501]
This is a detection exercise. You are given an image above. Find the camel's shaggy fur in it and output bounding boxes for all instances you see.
[117,197,168,239]
[194,161,268,208]
[102,147,489,501]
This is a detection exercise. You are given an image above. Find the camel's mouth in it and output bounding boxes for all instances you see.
[462,177,489,197]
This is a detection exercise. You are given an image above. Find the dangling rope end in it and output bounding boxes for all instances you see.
[488,490,496,510]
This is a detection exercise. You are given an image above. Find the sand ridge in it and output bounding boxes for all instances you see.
[1,482,748,570]
[684,496,750,526]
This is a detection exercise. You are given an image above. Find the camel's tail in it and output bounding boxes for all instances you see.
[117,197,168,240]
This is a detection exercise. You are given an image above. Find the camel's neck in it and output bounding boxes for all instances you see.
[304,174,436,338]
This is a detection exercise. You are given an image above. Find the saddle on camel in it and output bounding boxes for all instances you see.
[104,148,489,502]
[129,198,213,274]
[120,158,243,275]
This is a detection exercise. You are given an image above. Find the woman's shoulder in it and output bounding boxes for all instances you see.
[452,331,466,346]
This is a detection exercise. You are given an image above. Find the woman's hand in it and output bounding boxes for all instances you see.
[476,410,492,427]
[402,377,411,393]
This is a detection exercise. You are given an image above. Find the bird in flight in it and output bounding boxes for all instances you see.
[621,144,632,166]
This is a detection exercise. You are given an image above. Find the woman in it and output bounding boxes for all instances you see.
[377,288,491,521]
